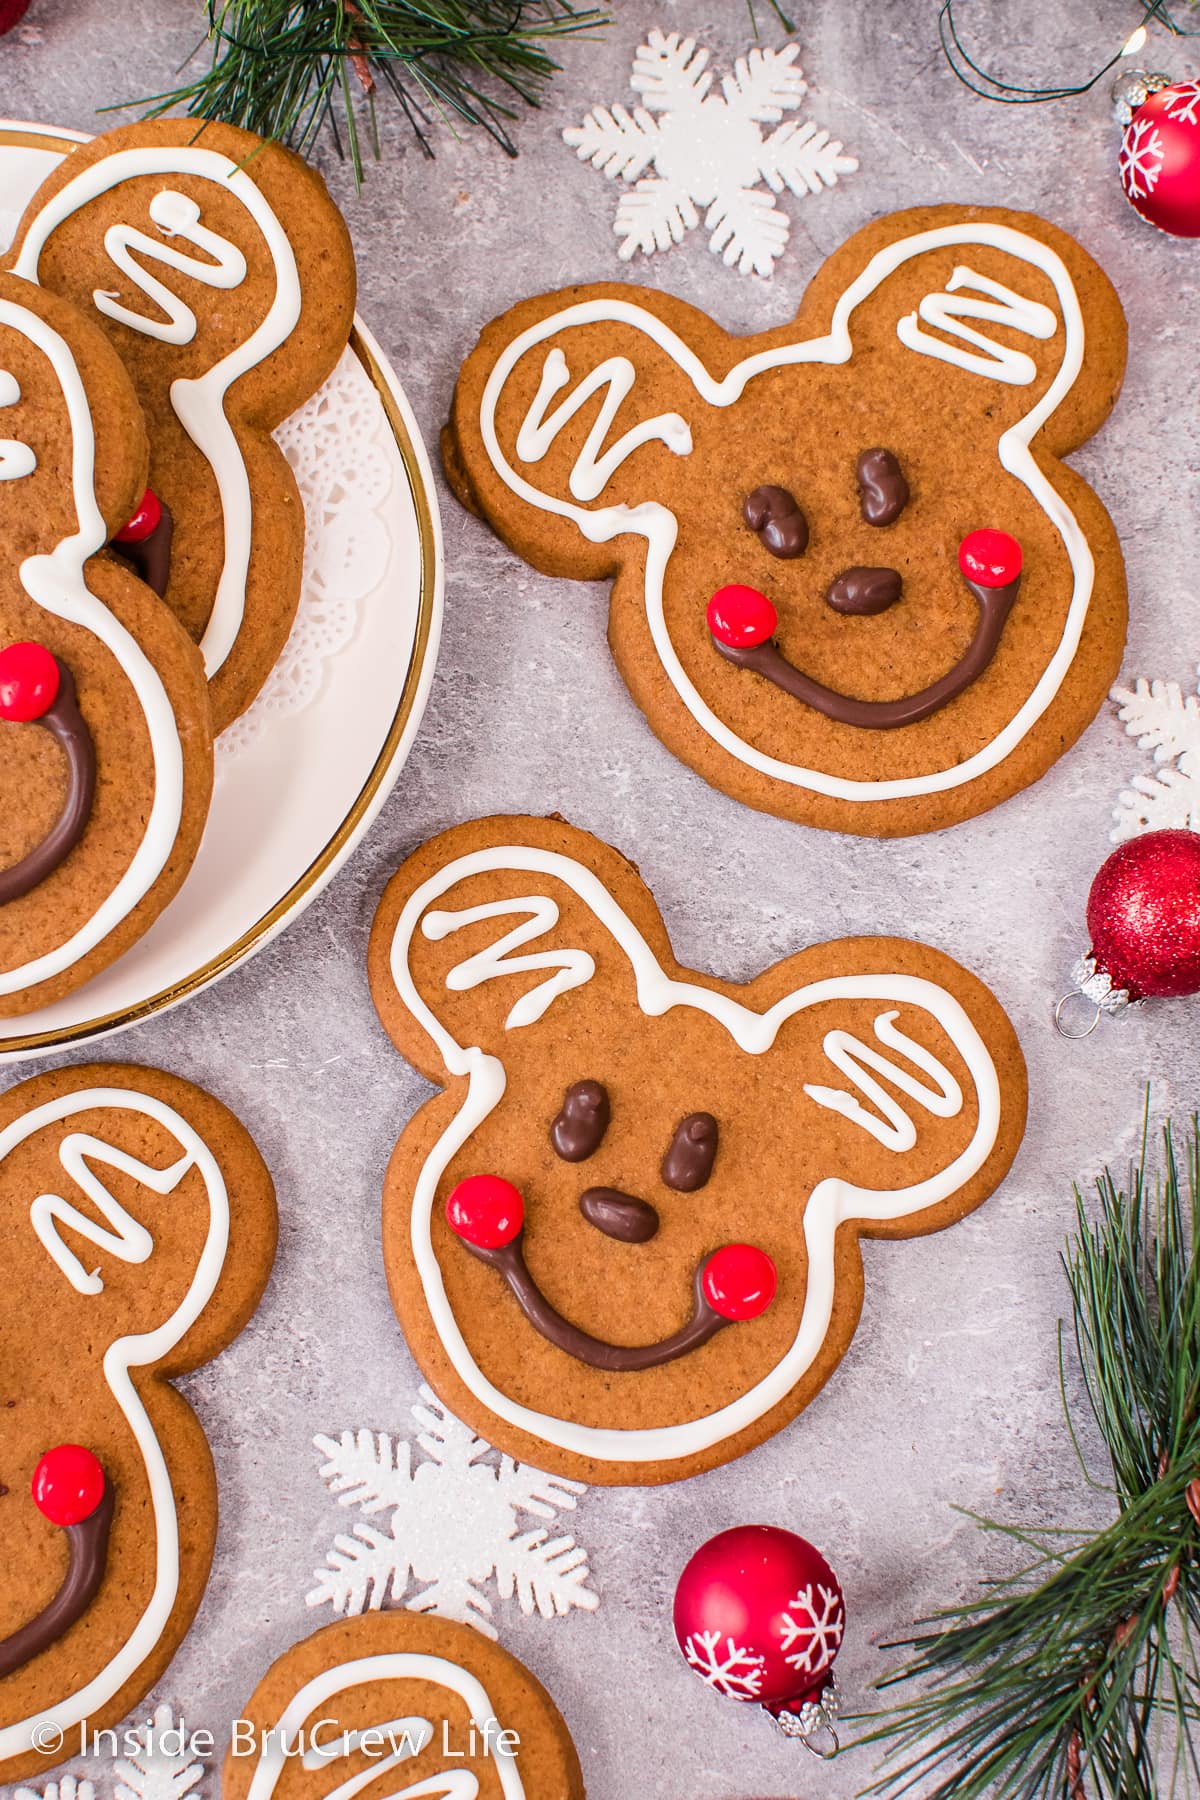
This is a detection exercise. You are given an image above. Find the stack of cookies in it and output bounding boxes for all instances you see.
[0,119,356,1016]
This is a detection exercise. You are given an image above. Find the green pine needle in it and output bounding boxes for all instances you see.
[854,1112,1200,1800]
[133,1,613,182]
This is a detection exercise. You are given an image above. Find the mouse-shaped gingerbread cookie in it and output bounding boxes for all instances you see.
[8,119,357,731]
[0,1062,276,1785]
[443,205,1126,836]
[369,815,1026,1485]
[0,271,213,1017]
[224,1613,584,1800]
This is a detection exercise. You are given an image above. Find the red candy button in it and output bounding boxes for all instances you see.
[32,1444,106,1527]
[0,641,59,721]
[446,1175,525,1249]
[115,488,163,544]
[707,584,778,649]
[958,528,1022,589]
[701,1243,777,1320]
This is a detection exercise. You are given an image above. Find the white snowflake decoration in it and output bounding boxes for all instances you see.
[1111,673,1200,840]
[16,1708,205,1800]
[778,1583,845,1676]
[307,1386,599,1640]
[563,29,858,277]
[1120,115,1166,199]
[682,1629,766,1699]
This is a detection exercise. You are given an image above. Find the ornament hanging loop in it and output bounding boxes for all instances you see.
[769,1673,841,1757]
[1054,990,1101,1040]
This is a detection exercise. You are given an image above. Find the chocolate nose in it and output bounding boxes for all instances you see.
[826,566,903,615]
[580,1187,660,1243]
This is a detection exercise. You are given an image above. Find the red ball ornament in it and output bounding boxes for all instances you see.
[958,529,1022,589]
[115,488,163,544]
[701,1243,777,1320]
[708,585,778,649]
[674,1525,845,1745]
[446,1175,525,1249]
[0,0,32,35]
[32,1444,106,1528]
[1120,82,1200,237]
[1059,830,1200,1033]
[0,641,59,721]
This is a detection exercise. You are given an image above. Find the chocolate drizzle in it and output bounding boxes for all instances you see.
[462,1232,729,1371]
[579,1187,660,1243]
[826,566,902,616]
[714,572,1021,731]
[112,498,174,599]
[0,659,97,904]
[662,1113,719,1191]
[551,1081,610,1162]
[856,448,910,526]
[0,1481,114,1678]
[744,486,808,559]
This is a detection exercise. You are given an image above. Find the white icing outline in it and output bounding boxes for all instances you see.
[477,222,1093,803]
[0,368,36,479]
[12,146,303,679]
[244,1653,525,1800]
[388,841,1004,1463]
[0,1086,229,1765]
[0,294,184,997]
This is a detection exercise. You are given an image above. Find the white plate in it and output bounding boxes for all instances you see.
[0,122,442,1059]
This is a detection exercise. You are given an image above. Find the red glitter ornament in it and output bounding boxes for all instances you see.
[958,528,1022,589]
[0,641,59,721]
[701,1243,777,1320]
[446,1175,525,1249]
[0,0,31,34]
[32,1445,106,1528]
[707,585,778,649]
[1120,82,1200,238]
[674,1524,845,1748]
[1058,829,1200,1034]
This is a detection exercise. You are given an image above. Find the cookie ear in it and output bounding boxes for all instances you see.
[370,819,671,1078]
[452,288,726,578]
[796,986,1001,1236]
[825,211,1125,452]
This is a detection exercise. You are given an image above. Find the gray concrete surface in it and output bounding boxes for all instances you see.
[2,1,1199,1794]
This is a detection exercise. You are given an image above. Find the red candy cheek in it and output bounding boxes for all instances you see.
[958,529,1022,588]
[446,1175,525,1249]
[32,1444,106,1526]
[708,585,778,649]
[115,488,163,544]
[0,641,59,722]
[702,1243,777,1320]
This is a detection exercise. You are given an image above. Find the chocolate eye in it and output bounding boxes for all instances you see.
[551,1080,610,1162]
[856,448,909,526]
[662,1113,718,1191]
[743,485,808,559]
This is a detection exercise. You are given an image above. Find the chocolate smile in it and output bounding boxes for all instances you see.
[0,650,96,905]
[0,1446,113,1679]
[445,1175,776,1372]
[707,529,1023,732]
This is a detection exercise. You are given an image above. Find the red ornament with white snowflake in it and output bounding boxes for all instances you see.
[673,1524,845,1752]
[1057,828,1200,1034]
[1119,80,1200,237]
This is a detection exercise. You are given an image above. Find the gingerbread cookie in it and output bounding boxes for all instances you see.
[442,205,1127,835]
[225,1613,584,1800]
[0,1061,276,1783]
[7,118,357,732]
[368,815,1027,1485]
[0,271,213,1016]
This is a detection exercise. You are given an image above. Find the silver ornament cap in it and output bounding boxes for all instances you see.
[1111,68,1172,126]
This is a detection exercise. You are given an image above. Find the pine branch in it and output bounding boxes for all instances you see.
[131,0,612,182]
[854,1113,1200,1800]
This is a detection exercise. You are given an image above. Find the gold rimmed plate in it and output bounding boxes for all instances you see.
[0,122,443,1058]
